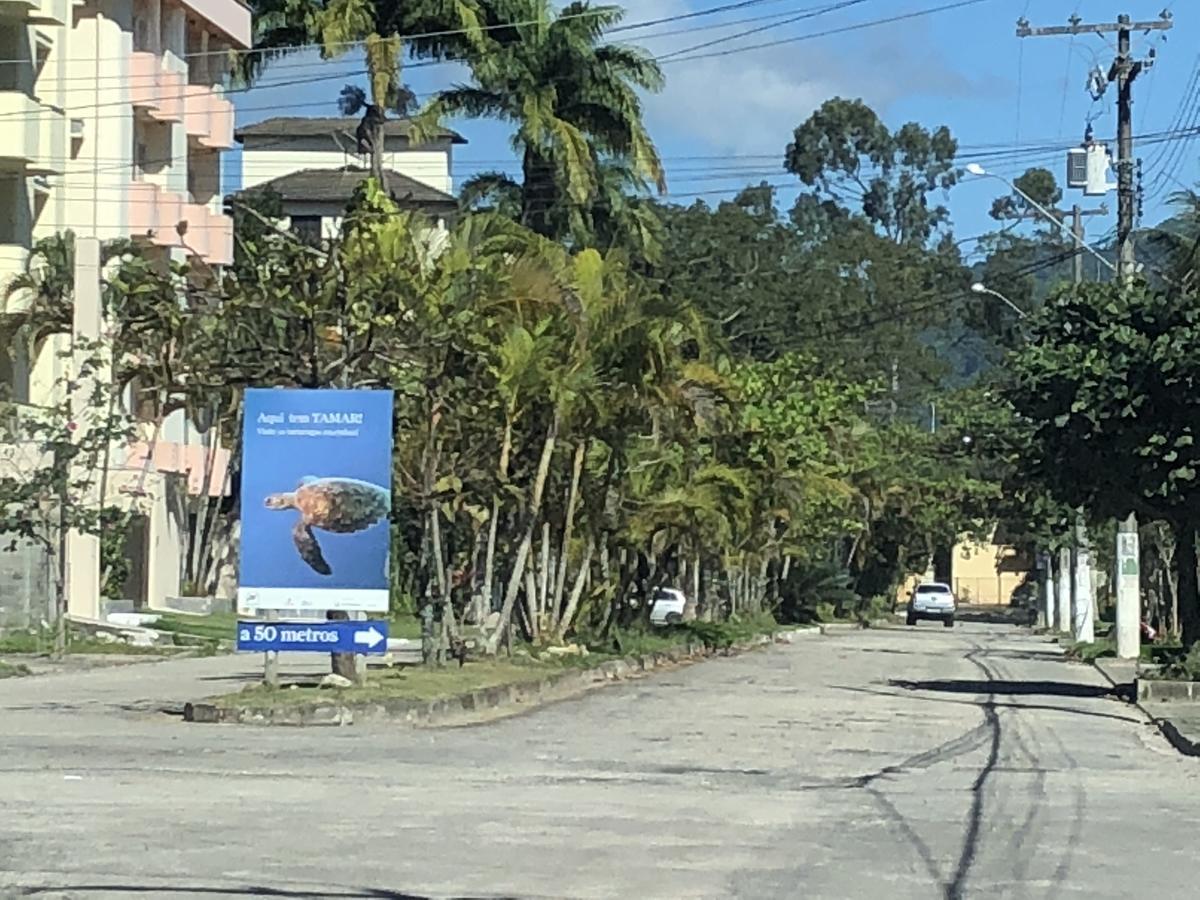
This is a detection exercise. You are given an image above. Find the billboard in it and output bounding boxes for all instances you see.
[237,388,394,614]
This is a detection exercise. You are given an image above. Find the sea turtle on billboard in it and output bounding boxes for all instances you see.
[264,477,390,575]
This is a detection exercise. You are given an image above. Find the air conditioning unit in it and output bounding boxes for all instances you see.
[1066,148,1087,189]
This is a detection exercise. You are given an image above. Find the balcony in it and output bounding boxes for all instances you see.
[0,94,41,167]
[206,209,233,265]
[0,0,69,26]
[126,438,230,497]
[130,52,184,123]
[179,0,252,48]
[182,201,233,265]
[183,85,235,149]
[32,104,66,175]
[127,184,232,265]
[128,181,185,249]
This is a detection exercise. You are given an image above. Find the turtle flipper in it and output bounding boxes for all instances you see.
[292,521,332,575]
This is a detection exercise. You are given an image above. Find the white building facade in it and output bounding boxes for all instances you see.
[0,0,249,623]
[233,116,462,238]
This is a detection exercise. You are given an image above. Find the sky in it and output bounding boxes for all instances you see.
[231,0,1199,263]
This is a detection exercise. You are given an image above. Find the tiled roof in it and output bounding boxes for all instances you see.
[232,167,457,208]
[235,116,466,145]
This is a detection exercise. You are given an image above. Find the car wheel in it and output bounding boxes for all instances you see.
[943,618,954,628]
[665,612,683,625]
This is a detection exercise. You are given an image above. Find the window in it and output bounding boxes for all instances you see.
[291,215,322,245]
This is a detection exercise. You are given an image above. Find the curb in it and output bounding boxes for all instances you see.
[185,633,780,727]
[1091,657,1200,758]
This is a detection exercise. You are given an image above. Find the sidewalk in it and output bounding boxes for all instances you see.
[1093,656,1200,756]
[0,651,331,718]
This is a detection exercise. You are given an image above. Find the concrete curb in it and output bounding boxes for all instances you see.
[185,633,782,728]
[1091,657,1200,758]
[1136,678,1200,702]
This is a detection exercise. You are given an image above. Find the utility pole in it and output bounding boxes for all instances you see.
[1018,10,1171,653]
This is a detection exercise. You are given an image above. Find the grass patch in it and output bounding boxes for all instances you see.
[1063,636,1118,662]
[0,660,32,678]
[0,627,176,656]
[1064,634,1177,664]
[150,612,238,643]
[208,614,779,712]
[217,658,557,710]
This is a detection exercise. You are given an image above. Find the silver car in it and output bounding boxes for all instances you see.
[907,582,956,628]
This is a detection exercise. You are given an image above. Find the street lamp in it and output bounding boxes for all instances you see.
[963,163,1117,275]
[970,281,1028,319]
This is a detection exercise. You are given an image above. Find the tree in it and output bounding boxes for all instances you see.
[1003,279,1200,647]
[0,338,132,655]
[427,0,665,239]
[244,0,485,183]
[784,97,957,246]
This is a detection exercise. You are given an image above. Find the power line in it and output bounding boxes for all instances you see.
[656,0,871,62]
[0,0,992,121]
[660,0,995,65]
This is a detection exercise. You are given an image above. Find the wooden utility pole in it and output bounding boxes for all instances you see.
[1018,11,1172,656]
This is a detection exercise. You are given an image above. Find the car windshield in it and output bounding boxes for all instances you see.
[916,584,950,594]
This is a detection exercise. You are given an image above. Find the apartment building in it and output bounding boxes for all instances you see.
[0,0,249,624]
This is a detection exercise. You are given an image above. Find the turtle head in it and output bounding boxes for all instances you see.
[264,492,295,510]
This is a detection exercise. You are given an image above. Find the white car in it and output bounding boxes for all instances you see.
[907,582,956,628]
[650,588,688,626]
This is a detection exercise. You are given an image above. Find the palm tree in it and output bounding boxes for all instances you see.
[243,0,486,182]
[427,0,666,239]
[461,158,664,261]
[2,232,75,350]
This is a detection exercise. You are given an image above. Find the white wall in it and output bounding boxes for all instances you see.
[63,4,134,243]
[242,148,453,194]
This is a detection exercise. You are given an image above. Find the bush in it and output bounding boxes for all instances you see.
[1149,643,1200,681]
[777,562,858,624]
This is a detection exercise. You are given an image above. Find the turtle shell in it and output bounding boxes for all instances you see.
[293,478,389,533]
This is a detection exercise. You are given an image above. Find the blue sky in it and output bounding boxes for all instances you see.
[232,0,1198,261]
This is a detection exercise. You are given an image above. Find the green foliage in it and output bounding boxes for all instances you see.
[99,507,133,600]
[426,0,664,244]
[1005,280,1200,524]
[776,562,858,624]
[1148,642,1200,681]
[784,97,957,246]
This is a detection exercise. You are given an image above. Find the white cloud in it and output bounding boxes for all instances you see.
[633,0,986,158]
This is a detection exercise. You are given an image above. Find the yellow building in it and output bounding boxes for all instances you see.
[899,534,1035,606]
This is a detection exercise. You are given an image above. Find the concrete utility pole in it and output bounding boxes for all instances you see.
[1018,11,1171,654]
[1072,515,1096,644]
[1056,546,1072,634]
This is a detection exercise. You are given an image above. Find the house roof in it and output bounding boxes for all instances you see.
[231,166,458,209]
[235,116,466,145]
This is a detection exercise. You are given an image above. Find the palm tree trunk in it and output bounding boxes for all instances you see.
[478,418,513,623]
[538,520,551,634]
[485,414,558,653]
[555,537,594,642]
[550,440,586,633]
[1177,519,1199,650]
[524,562,540,643]
[520,146,555,237]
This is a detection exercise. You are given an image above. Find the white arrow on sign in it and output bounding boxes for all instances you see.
[353,626,385,649]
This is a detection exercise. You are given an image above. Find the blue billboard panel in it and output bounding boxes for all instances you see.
[236,620,389,654]
[237,388,393,613]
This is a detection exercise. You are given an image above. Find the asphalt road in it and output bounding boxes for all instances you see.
[3,615,1199,899]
